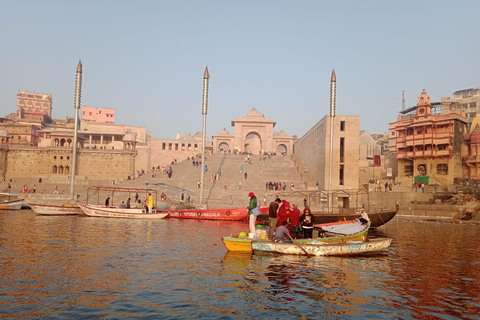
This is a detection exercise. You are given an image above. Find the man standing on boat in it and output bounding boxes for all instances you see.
[268,198,281,240]
[246,192,258,236]
[147,193,153,213]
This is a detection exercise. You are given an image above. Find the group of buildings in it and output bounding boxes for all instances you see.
[1,77,480,192]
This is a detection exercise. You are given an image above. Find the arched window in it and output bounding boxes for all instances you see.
[59,166,64,174]
[65,166,70,174]
[60,139,66,147]
[53,165,57,174]
[54,138,59,146]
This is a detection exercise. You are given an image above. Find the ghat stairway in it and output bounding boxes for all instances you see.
[116,153,308,209]
[10,153,308,209]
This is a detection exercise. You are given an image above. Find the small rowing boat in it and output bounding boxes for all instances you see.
[0,193,23,210]
[222,220,371,253]
[252,237,393,256]
[29,203,83,216]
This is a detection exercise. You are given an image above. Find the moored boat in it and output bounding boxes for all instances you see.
[80,186,168,219]
[79,203,168,219]
[167,206,268,221]
[29,203,83,216]
[252,237,393,256]
[312,219,370,242]
[223,220,371,253]
[313,209,398,228]
[0,193,24,210]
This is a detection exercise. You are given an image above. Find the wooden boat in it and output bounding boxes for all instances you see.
[79,203,168,219]
[312,219,370,242]
[0,193,24,210]
[222,236,253,252]
[252,237,393,256]
[80,186,168,219]
[29,203,83,216]
[167,206,269,221]
[223,220,371,253]
[313,209,398,228]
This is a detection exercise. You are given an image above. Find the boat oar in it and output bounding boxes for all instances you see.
[286,233,312,257]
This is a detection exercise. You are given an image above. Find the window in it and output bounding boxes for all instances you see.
[162,143,166,150]
[339,165,344,185]
[339,137,345,162]
[405,165,413,176]
[437,164,448,175]
[340,121,345,131]
[99,110,102,114]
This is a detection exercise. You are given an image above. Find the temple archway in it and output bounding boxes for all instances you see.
[244,132,262,154]
[218,142,229,152]
[277,144,287,155]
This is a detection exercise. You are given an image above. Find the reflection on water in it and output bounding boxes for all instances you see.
[0,210,479,319]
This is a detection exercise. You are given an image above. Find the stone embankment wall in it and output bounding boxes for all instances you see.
[371,190,480,221]
[5,147,135,180]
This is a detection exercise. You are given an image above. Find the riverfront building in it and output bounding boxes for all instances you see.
[389,89,467,187]
[16,90,53,122]
[82,106,115,123]
[440,88,480,128]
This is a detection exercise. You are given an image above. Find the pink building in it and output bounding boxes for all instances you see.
[82,106,115,123]
[17,90,52,122]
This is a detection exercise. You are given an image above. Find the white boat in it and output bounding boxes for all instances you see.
[252,237,393,256]
[29,203,83,216]
[0,193,24,210]
[79,203,168,219]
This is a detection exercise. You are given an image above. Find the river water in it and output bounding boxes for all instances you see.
[0,210,479,319]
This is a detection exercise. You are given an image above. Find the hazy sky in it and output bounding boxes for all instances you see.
[1,0,479,139]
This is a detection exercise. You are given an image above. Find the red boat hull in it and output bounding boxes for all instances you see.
[166,206,268,221]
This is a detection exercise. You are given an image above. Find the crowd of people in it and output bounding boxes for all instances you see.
[247,192,316,242]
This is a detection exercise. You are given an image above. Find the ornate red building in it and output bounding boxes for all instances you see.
[389,89,467,187]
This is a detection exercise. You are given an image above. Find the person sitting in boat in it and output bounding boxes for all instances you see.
[300,206,315,239]
[119,201,127,208]
[358,208,370,224]
[126,198,131,208]
[273,221,293,243]
[105,197,110,208]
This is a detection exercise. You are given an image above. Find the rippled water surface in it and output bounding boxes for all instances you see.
[1,211,479,319]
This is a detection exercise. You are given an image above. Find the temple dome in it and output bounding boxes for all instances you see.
[417,89,431,106]
[246,107,262,117]
[218,128,230,135]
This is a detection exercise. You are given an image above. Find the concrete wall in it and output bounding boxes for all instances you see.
[293,115,360,190]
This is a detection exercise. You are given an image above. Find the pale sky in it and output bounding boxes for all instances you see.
[1,0,479,139]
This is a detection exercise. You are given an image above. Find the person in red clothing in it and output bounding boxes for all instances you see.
[276,200,291,229]
[290,203,301,239]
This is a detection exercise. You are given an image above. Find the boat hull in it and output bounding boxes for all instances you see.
[312,210,397,228]
[167,207,268,221]
[79,204,168,219]
[0,199,24,210]
[29,203,83,215]
[252,237,392,256]
[222,237,253,252]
